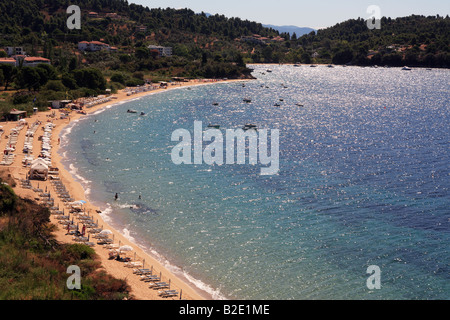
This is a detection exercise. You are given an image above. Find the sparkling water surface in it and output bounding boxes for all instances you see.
[60,65,449,300]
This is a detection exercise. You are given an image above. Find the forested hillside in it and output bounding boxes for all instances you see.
[300,15,450,67]
[0,1,448,119]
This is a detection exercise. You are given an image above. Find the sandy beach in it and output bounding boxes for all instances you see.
[0,78,245,300]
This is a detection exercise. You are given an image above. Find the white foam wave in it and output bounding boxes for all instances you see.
[137,243,227,300]
[100,205,113,223]
[122,227,136,243]
[68,163,92,195]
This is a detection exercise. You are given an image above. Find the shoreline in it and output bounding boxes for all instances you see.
[2,78,246,300]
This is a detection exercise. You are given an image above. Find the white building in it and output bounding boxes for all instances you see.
[0,58,17,66]
[5,47,26,56]
[22,56,51,67]
[0,56,51,67]
[148,45,173,57]
[78,41,112,52]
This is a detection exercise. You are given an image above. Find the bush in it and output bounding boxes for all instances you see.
[125,77,145,87]
[0,184,17,215]
[44,80,67,92]
[12,91,34,105]
[72,68,106,92]
[110,73,126,85]
[63,244,96,262]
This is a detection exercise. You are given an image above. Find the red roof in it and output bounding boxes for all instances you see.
[24,57,51,62]
[90,41,108,46]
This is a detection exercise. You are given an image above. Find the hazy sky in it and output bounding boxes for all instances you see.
[130,0,450,29]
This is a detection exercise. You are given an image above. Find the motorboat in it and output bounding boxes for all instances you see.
[127,109,138,114]
[140,112,146,116]
[296,103,304,107]
[267,69,272,73]
[243,124,258,131]
[243,98,252,103]
[212,102,219,106]
[207,124,220,129]
[402,66,412,71]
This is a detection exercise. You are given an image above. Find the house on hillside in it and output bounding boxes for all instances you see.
[22,57,51,67]
[240,36,267,45]
[5,47,26,56]
[135,25,147,33]
[147,45,172,57]
[78,41,113,52]
[106,13,122,19]
[0,57,17,66]
[0,56,51,67]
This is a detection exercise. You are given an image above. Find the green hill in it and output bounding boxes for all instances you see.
[298,15,450,67]
[0,172,130,300]
[0,1,448,119]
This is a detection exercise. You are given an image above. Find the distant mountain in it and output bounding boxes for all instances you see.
[263,24,316,37]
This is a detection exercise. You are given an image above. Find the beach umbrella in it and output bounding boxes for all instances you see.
[119,245,133,253]
[99,229,113,236]
[72,200,87,206]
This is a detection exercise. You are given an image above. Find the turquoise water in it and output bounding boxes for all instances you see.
[60,65,449,300]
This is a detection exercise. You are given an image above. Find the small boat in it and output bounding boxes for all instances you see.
[243,98,252,103]
[402,66,412,71]
[127,109,138,114]
[212,102,219,106]
[267,69,272,73]
[140,112,146,116]
[296,103,304,107]
[243,124,258,131]
[274,103,281,107]
[279,98,284,102]
[310,65,317,67]
[207,124,220,129]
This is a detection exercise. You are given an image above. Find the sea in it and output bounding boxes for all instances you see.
[59,65,449,300]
